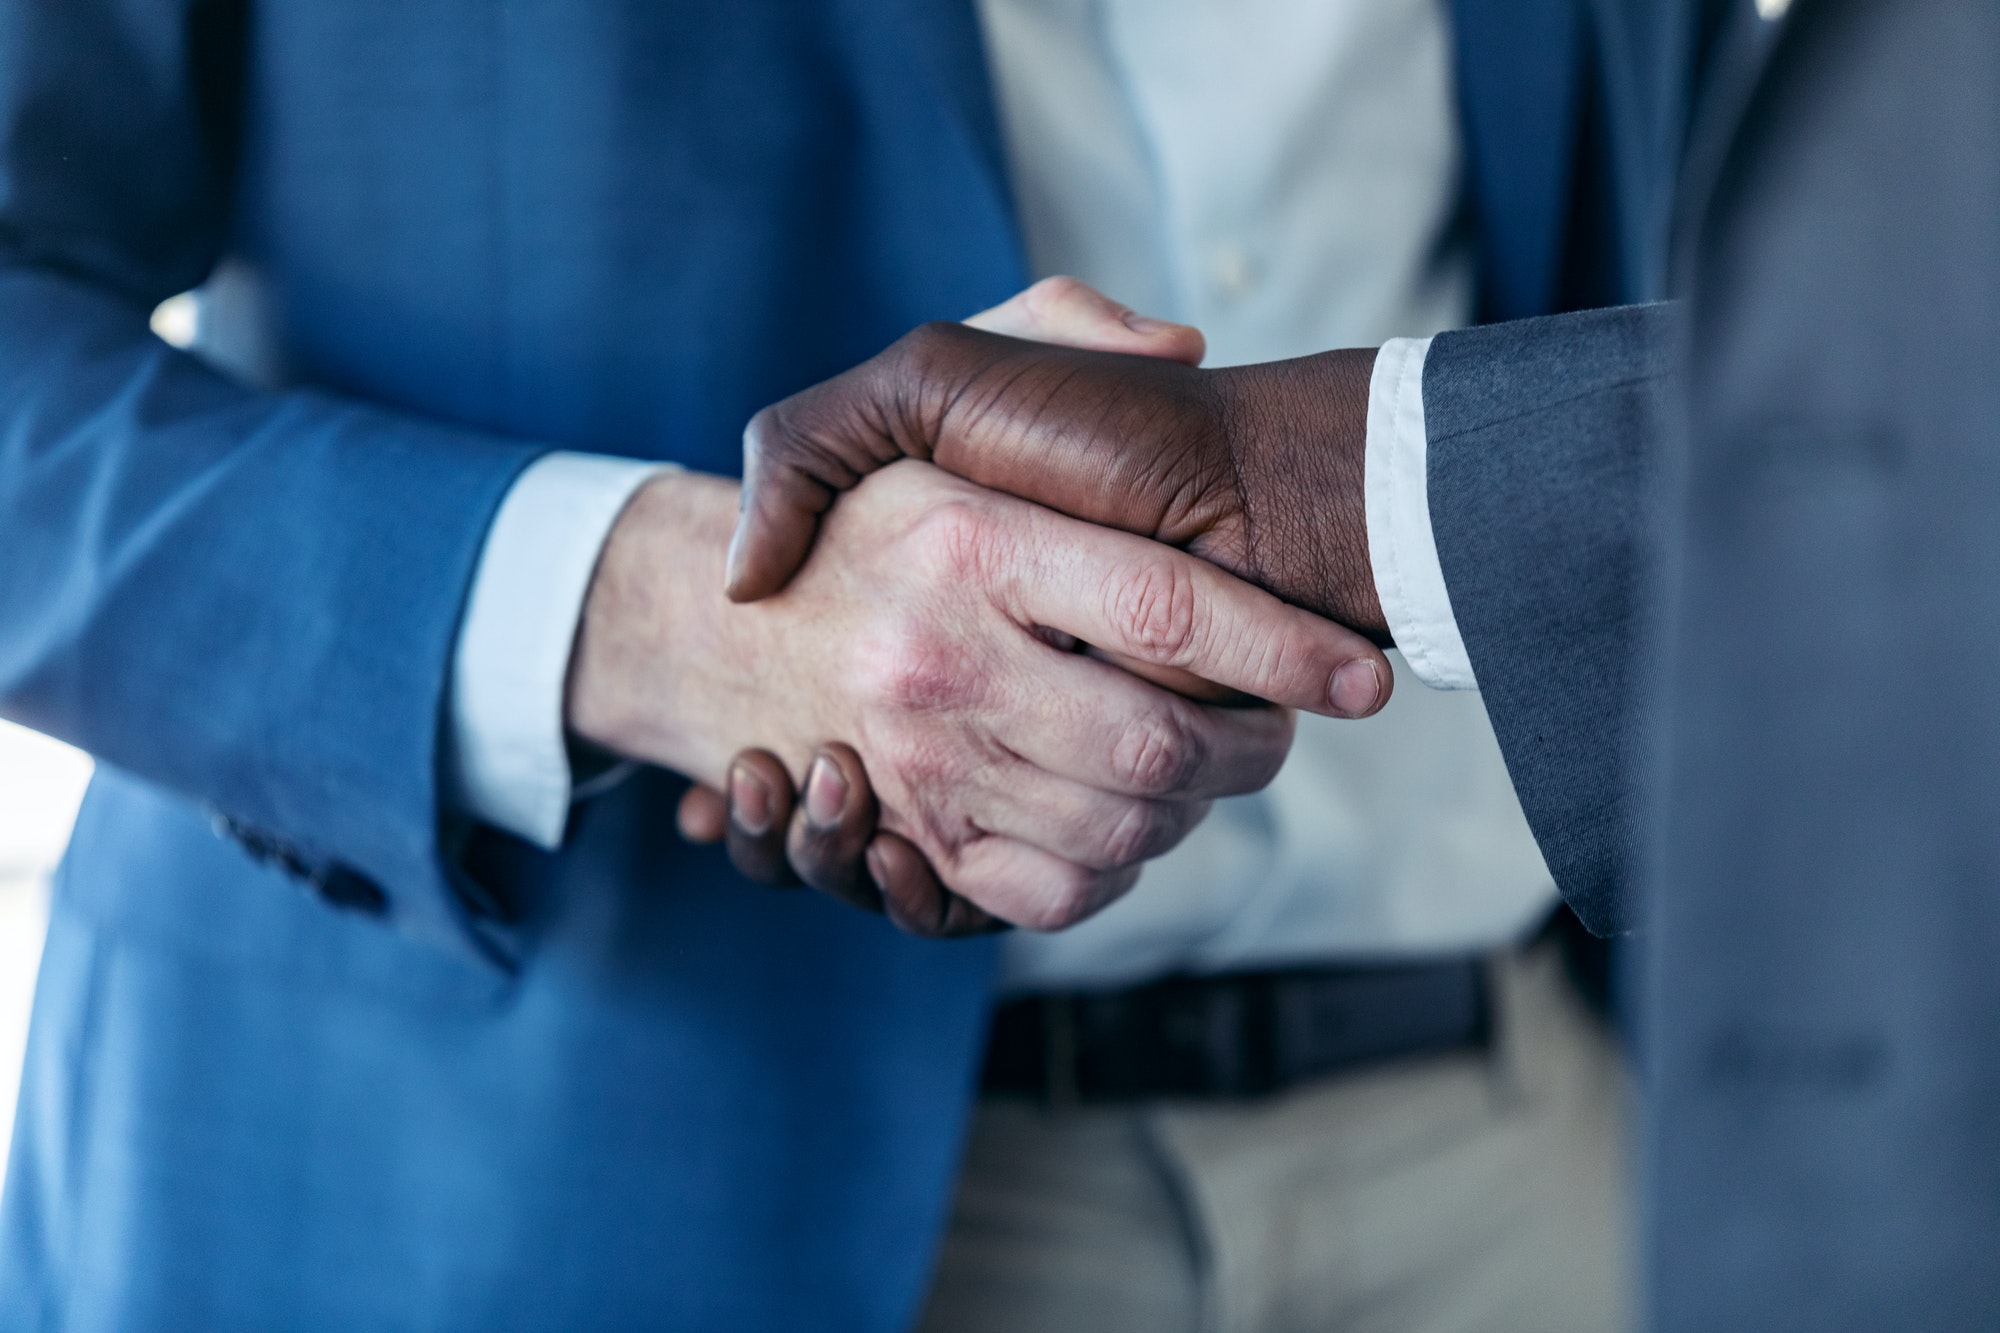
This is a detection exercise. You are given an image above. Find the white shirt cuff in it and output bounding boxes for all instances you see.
[1364,335,1478,690]
[447,452,675,849]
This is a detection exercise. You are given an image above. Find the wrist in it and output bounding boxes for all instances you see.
[1207,348,1387,638]
[565,469,755,783]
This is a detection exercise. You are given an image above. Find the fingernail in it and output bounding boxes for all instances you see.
[865,843,891,892]
[1329,660,1383,716]
[722,527,748,595]
[805,756,847,828]
[1122,312,1177,335]
[730,765,772,836]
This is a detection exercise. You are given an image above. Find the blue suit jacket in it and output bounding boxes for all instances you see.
[0,1,1625,1327]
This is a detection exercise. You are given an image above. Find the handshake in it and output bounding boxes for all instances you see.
[566,279,1393,937]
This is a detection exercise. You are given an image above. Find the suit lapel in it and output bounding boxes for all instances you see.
[1448,0,1585,320]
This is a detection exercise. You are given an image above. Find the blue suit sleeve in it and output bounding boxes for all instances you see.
[0,0,545,965]
[1420,302,1679,935]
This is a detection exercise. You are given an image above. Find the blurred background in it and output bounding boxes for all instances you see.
[0,722,92,1191]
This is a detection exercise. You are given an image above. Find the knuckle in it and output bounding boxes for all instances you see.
[1098,799,1176,868]
[1020,902,1078,932]
[864,623,985,715]
[861,323,967,461]
[1111,702,1206,795]
[1019,863,1099,931]
[875,725,955,796]
[1024,274,1090,316]
[910,497,1003,584]
[741,402,783,458]
[875,741,986,859]
[907,801,973,875]
[893,320,967,378]
[902,319,956,352]
[1023,864,1138,931]
[1107,559,1203,664]
[742,396,852,492]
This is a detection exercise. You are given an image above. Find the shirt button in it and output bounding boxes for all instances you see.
[1208,244,1257,301]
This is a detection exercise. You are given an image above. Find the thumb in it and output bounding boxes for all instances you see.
[724,404,840,602]
[965,276,1205,365]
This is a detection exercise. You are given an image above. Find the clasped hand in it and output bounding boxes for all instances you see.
[575,280,1390,936]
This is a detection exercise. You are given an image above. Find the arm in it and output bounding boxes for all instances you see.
[1421,303,1676,933]
[0,0,544,963]
[568,459,1387,930]
[721,297,1678,933]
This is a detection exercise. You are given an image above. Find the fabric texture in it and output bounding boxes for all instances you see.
[1420,303,1678,936]
[922,943,1631,1333]
[4,770,999,1332]
[1647,0,2000,1326]
[1408,1,2000,1323]
[447,452,669,849]
[1366,334,1479,691]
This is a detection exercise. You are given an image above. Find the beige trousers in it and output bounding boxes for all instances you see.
[919,943,1632,1333]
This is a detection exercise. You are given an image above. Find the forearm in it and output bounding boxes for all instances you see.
[1208,347,1384,638]
[0,269,538,837]
[0,266,546,959]
[0,0,567,962]
[1418,301,1679,933]
[1225,305,1678,933]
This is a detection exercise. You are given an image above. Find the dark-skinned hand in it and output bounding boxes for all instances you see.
[675,743,1003,938]
[684,278,1391,933]
[680,278,1294,936]
[723,283,1387,642]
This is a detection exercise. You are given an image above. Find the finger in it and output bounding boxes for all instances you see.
[989,638,1299,798]
[786,743,885,915]
[723,750,800,887]
[729,295,1209,605]
[1091,648,1258,707]
[725,406,845,603]
[953,761,1213,872]
[936,836,1143,932]
[677,784,728,844]
[865,832,1007,939]
[1007,512,1394,718]
[965,276,1205,366]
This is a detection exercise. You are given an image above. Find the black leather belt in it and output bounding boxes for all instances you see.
[981,957,1492,1104]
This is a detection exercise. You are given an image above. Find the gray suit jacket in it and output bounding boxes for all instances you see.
[1420,0,2000,1326]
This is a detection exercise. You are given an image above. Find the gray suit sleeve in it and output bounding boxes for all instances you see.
[1422,302,1677,935]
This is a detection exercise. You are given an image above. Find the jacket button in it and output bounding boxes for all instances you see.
[213,812,287,868]
[314,866,389,917]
